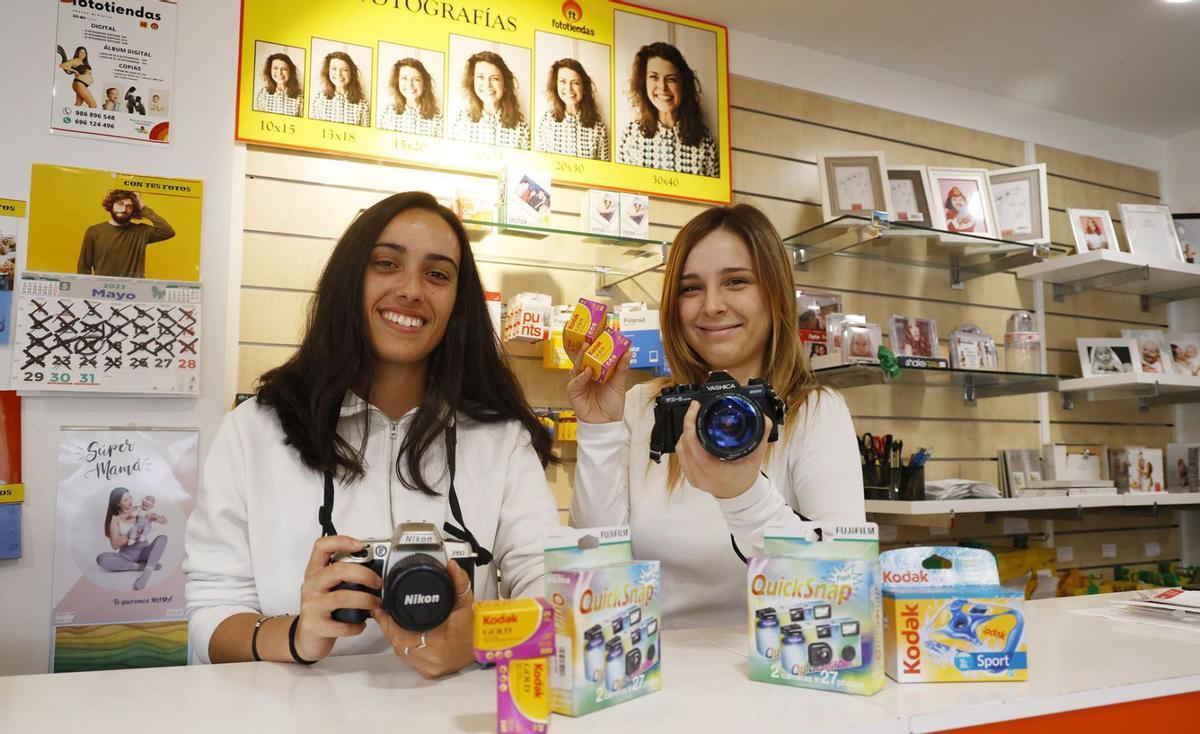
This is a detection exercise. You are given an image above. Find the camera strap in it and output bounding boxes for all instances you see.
[316,424,493,567]
[728,471,811,564]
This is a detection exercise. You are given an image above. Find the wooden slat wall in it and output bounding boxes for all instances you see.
[237,75,1175,574]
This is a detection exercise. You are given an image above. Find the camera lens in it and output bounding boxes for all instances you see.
[808,642,833,666]
[697,394,763,460]
[382,552,456,631]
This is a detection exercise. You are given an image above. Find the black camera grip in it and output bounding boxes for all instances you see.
[331,581,379,624]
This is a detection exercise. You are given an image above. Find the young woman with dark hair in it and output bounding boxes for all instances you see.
[617,42,718,177]
[185,192,559,676]
[254,52,303,117]
[378,58,442,136]
[310,51,369,126]
[568,204,863,628]
[57,45,97,108]
[535,58,609,161]
[449,51,529,149]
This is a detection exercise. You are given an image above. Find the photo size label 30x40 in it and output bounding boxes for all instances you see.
[11,273,200,396]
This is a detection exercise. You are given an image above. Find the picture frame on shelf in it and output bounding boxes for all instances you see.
[988,163,1050,244]
[886,166,934,225]
[1120,329,1175,375]
[842,322,881,365]
[1076,337,1140,378]
[1172,213,1199,264]
[926,166,999,238]
[1067,208,1120,254]
[889,315,939,358]
[817,151,892,221]
[1167,333,1200,376]
[1119,203,1185,263]
[949,326,998,370]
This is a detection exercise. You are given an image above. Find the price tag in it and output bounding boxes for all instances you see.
[1056,546,1074,563]
[1145,542,1161,558]
[1101,543,1117,559]
[1002,517,1032,535]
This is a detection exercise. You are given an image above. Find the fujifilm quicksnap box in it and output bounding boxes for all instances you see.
[545,526,662,716]
[747,522,884,696]
[881,547,1028,682]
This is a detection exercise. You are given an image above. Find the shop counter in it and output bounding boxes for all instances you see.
[2,593,1197,733]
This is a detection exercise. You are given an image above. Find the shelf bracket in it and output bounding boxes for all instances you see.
[962,374,977,406]
[1050,264,1151,302]
[595,244,669,295]
[1140,295,1150,313]
[1060,393,1076,411]
[950,244,1049,289]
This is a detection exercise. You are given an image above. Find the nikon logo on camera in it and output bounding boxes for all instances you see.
[405,593,441,605]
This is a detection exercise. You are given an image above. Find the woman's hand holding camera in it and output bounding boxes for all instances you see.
[566,341,634,424]
[294,535,382,662]
[372,559,476,679]
[677,400,773,500]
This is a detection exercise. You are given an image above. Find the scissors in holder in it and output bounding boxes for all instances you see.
[860,433,884,464]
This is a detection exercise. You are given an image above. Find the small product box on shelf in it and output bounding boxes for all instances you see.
[485,291,503,338]
[881,546,1028,683]
[747,522,884,695]
[616,303,665,374]
[619,193,650,239]
[563,298,608,356]
[454,176,503,222]
[545,526,662,717]
[505,167,553,227]
[473,597,555,734]
[581,327,631,383]
[503,292,552,343]
[581,189,620,236]
[544,304,575,369]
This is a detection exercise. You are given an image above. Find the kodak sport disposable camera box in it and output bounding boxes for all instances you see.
[545,526,662,716]
[881,547,1028,683]
[747,522,883,696]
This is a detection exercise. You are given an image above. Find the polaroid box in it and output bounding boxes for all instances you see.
[747,522,883,696]
[881,547,1028,683]
[619,193,650,239]
[545,526,662,717]
[455,176,503,222]
[474,598,555,734]
[544,304,575,369]
[505,168,553,227]
[563,298,608,356]
[581,189,620,236]
[617,303,665,373]
[504,292,552,343]
[582,328,631,383]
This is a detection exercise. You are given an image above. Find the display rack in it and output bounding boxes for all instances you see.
[1015,249,1200,311]
[866,492,1200,518]
[1058,373,1200,411]
[783,215,1058,288]
[815,363,1063,405]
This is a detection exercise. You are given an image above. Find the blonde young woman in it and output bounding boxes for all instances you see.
[568,204,864,628]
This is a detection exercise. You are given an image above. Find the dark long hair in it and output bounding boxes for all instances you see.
[104,487,129,538]
[256,192,554,494]
[321,51,365,104]
[628,42,708,147]
[462,51,523,128]
[263,52,302,99]
[546,58,600,128]
[73,46,91,74]
[389,58,440,119]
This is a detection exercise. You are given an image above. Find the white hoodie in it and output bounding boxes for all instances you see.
[184,393,559,663]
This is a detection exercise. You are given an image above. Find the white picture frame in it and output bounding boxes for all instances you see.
[1067,208,1120,254]
[988,163,1049,244]
[886,166,935,225]
[842,323,881,365]
[888,315,940,358]
[926,166,1000,239]
[817,151,892,222]
[1120,329,1175,375]
[1167,333,1200,376]
[1119,203,1185,263]
[1076,337,1141,378]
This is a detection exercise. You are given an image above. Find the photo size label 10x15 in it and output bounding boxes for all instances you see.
[11,273,201,396]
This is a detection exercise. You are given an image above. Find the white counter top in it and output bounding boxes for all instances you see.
[2,594,1198,733]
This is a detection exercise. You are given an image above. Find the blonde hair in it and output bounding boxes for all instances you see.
[655,203,820,488]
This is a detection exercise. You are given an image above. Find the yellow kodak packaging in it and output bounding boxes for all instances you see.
[563,298,608,356]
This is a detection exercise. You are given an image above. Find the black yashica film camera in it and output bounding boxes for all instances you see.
[330,522,473,631]
[649,371,786,463]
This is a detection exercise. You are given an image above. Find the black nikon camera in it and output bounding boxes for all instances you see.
[649,371,786,463]
[330,522,473,631]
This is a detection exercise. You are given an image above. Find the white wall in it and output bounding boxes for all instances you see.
[0,0,242,674]
[1165,128,1200,211]
[728,29,1167,173]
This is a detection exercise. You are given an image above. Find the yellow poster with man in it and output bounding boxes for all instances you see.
[28,164,202,282]
[235,0,730,203]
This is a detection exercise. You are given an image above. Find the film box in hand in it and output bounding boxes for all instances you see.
[581,327,631,383]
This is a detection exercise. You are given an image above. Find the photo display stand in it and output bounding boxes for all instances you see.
[11,273,201,396]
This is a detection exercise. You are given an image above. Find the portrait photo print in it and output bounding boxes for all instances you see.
[1077,338,1140,378]
[252,41,306,117]
[533,32,612,161]
[309,38,373,127]
[376,42,445,137]
[1068,208,1119,253]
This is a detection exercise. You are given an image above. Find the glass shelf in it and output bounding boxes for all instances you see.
[783,215,1065,287]
[462,218,669,248]
[815,363,1065,405]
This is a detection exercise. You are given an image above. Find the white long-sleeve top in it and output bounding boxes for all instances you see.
[184,392,560,663]
[571,383,865,629]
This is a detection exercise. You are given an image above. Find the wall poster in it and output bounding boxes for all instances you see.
[235,0,731,203]
[53,0,178,144]
[0,199,25,345]
[50,429,197,671]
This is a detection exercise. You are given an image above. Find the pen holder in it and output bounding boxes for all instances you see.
[898,465,925,501]
[863,464,897,500]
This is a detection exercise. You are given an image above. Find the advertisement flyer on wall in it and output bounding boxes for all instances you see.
[52,0,179,145]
